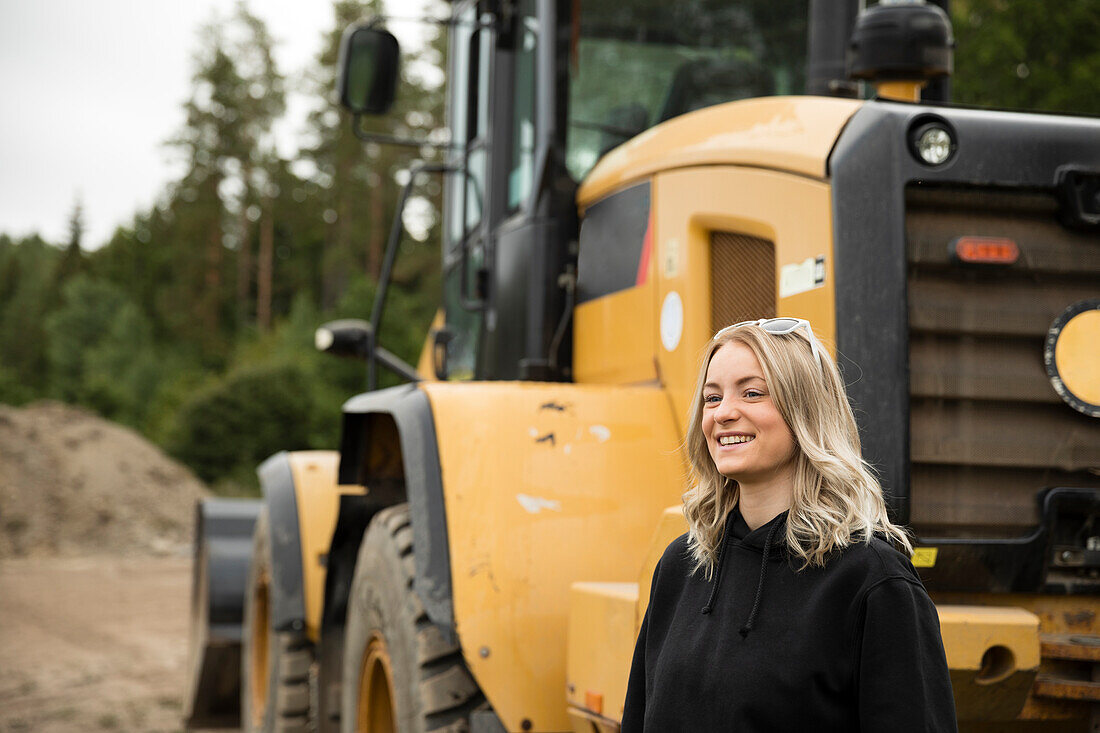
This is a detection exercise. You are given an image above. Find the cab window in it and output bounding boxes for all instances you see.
[566,0,807,181]
[508,0,538,210]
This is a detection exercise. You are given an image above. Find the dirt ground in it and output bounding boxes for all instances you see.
[0,555,202,733]
[0,402,225,732]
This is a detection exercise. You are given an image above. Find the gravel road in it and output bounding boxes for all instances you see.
[0,555,219,733]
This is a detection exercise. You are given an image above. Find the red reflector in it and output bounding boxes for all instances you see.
[953,236,1020,265]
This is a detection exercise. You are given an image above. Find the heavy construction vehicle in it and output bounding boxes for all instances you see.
[184,0,1100,731]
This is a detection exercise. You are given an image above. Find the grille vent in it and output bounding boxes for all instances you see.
[906,187,1100,538]
[710,232,776,332]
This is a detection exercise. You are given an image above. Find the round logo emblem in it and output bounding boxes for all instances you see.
[1044,299,1100,418]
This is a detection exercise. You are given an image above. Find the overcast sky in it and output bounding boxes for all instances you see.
[0,0,428,250]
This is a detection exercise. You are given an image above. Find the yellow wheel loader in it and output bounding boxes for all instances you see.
[186,1,1100,731]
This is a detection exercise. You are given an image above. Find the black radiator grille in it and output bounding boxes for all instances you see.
[905,187,1100,538]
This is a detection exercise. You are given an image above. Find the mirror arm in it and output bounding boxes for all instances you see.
[377,15,496,29]
[368,160,455,390]
[352,114,460,152]
[374,345,422,383]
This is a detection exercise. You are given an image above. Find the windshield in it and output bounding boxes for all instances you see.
[566,0,808,181]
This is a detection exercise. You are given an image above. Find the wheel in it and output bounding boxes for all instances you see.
[242,509,314,732]
[342,504,486,733]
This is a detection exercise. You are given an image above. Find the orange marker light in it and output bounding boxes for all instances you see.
[953,236,1020,265]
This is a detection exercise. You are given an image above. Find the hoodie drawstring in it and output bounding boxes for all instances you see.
[739,518,781,638]
[700,510,737,615]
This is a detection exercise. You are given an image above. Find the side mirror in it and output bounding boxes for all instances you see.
[337,23,400,115]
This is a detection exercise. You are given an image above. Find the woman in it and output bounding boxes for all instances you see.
[621,318,956,732]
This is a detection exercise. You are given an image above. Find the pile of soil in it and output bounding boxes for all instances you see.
[0,401,209,558]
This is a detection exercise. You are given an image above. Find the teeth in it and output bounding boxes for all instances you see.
[719,435,754,445]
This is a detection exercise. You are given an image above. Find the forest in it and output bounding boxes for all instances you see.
[1,0,1096,495]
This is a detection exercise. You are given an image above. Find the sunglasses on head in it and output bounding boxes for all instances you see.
[713,317,825,367]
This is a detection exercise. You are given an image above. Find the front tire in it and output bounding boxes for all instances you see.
[242,510,314,732]
[341,504,485,733]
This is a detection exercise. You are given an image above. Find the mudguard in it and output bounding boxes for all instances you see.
[338,384,452,632]
[257,452,308,635]
[184,497,261,729]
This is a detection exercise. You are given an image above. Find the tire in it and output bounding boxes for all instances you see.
[341,504,486,733]
[242,509,314,733]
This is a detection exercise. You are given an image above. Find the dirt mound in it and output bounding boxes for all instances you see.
[0,401,209,558]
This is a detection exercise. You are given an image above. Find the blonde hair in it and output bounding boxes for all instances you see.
[682,322,911,575]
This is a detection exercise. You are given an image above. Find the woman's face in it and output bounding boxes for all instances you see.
[701,341,797,487]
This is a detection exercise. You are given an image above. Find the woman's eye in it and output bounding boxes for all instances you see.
[744,389,765,399]
[704,394,721,404]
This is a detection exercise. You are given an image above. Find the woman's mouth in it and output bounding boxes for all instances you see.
[718,434,755,446]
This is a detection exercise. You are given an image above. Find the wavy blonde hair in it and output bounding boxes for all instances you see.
[683,322,911,575]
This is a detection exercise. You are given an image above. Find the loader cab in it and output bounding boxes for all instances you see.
[445,0,819,382]
[340,0,840,386]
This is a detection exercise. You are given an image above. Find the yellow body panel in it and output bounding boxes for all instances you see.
[421,381,686,733]
[286,450,364,641]
[938,606,1041,672]
[577,97,861,209]
[565,508,689,728]
[566,582,637,721]
[937,606,1041,720]
[651,166,837,425]
[574,283,659,385]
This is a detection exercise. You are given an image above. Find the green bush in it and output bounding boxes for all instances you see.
[166,362,316,490]
[43,274,164,427]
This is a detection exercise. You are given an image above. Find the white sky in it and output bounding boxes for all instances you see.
[0,0,429,250]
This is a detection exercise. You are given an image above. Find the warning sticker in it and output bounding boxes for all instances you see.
[663,238,682,278]
[779,255,826,298]
[911,547,938,568]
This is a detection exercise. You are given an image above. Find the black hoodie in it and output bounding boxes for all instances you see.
[621,508,957,732]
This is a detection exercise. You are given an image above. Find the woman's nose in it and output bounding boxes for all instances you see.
[714,398,741,422]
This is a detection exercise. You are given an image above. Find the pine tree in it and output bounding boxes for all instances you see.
[166,5,288,348]
[57,195,86,282]
[230,2,287,328]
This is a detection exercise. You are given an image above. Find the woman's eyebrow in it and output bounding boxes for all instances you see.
[704,375,765,391]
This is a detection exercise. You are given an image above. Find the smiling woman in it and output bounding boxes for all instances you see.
[700,340,797,526]
[621,319,958,732]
